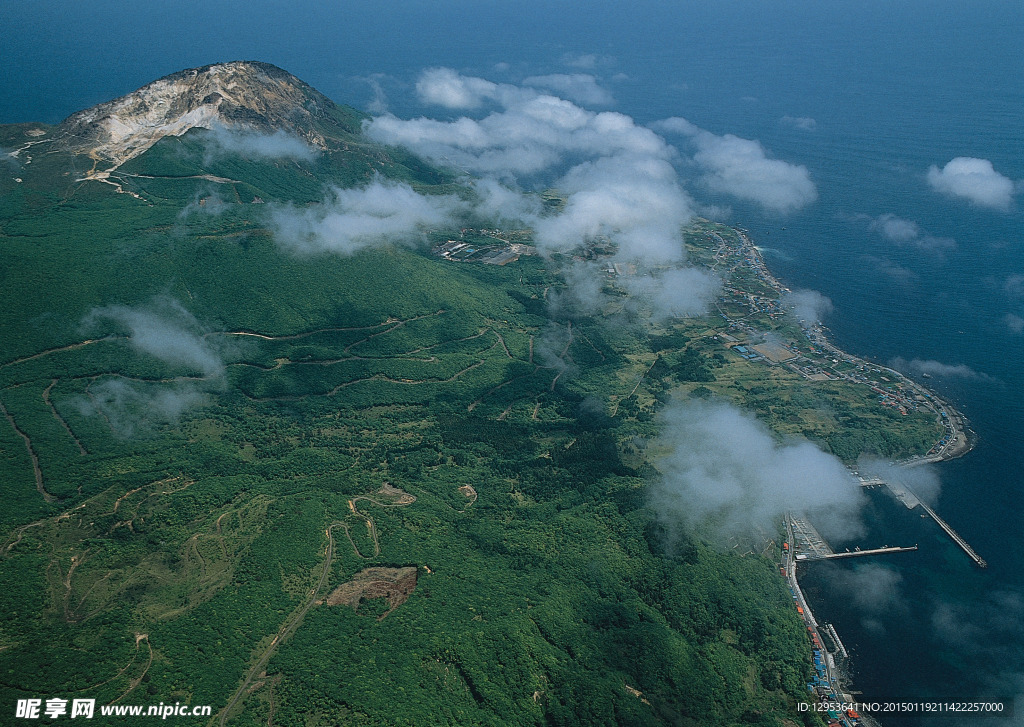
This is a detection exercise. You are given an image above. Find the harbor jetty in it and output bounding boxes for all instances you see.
[858,476,987,568]
[916,498,987,567]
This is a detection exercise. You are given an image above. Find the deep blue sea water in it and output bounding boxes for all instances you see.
[2,2,1022,724]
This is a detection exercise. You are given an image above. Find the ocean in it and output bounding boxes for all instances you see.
[2,1,1022,724]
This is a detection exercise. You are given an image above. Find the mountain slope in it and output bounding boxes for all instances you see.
[0,64,818,727]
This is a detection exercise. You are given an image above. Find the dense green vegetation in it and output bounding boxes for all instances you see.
[0,97,940,725]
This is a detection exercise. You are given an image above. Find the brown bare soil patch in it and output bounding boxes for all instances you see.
[624,683,651,705]
[458,485,478,509]
[377,482,416,505]
[325,566,417,620]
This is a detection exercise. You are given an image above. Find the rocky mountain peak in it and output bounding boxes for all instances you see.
[57,61,336,168]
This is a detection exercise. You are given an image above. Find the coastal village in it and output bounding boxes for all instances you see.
[697,224,970,464]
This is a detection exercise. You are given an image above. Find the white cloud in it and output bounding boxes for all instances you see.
[78,298,231,436]
[79,379,209,438]
[654,116,817,213]
[869,213,956,253]
[85,298,225,378]
[364,70,731,327]
[872,213,919,242]
[178,188,229,221]
[621,267,721,321]
[470,177,545,225]
[545,262,611,319]
[270,180,462,255]
[204,125,318,162]
[368,69,697,269]
[780,116,817,131]
[560,52,615,70]
[651,398,865,542]
[522,73,613,106]
[1004,274,1024,298]
[927,157,1015,210]
[931,590,1024,654]
[827,563,906,615]
[890,357,991,381]
[783,289,833,324]
[368,70,670,179]
[532,154,695,262]
[361,72,390,114]
[415,67,500,109]
[650,116,700,137]
[562,53,597,69]
[862,255,917,282]
[858,457,943,507]
[1005,313,1024,334]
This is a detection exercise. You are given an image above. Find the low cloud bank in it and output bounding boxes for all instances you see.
[621,268,722,322]
[930,588,1024,719]
[531,155,695,262]
[545,262,612,319]
[178,188,229,221]
[829,563,906,614]
[363,68,722,325]
[415,66,614,110]
[369,89,668,179]
[650,398,865,543]
[927,157,1015,210]
[533,322,578,378]
[862,254,917,282]
[204,125,319,163]
[415,66,523,110]
[1004,274,1024,298]
[819,562,908,638]
[270,180,462,255]
[890,357,991,382]
[932,589,1024,655]
[869,213,956,253]
[83,298,225,377]
[783,289,833,325]
[79,379,209,438]
[857,457,942,507]
[77,298,231,436]
[654,117,817,213]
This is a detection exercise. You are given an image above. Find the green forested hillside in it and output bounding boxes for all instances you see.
[0,106,829,726]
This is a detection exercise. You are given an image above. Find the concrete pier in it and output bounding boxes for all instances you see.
[813,545,918,561]
[916,499,987,568]
[825,623,848,659]
[873,478,987,568]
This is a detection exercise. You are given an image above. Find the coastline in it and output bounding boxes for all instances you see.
[733,227,975,466]
[731,226,977,727]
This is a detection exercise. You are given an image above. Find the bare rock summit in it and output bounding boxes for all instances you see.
[56,61,337,168]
